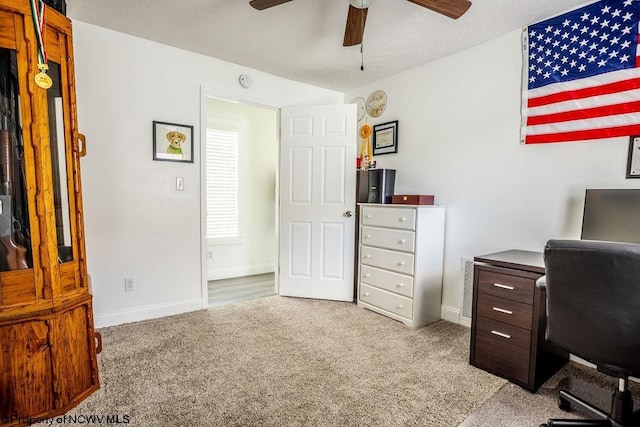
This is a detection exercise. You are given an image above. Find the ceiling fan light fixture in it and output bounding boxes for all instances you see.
[347,0,375,9]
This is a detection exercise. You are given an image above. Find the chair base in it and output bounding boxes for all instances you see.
[540,387,640,427]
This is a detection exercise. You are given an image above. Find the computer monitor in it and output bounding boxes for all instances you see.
[581,189,640,244]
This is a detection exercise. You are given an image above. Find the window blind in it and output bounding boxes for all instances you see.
[206,128,238,239]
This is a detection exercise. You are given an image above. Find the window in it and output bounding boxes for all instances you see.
[206,128,239,241]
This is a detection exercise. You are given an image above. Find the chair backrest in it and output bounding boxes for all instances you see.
[543,239,640,376]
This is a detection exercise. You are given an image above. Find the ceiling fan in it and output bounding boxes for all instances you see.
[249,0,472,47]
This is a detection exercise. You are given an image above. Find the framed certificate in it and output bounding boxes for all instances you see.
[627,135,640,178]
[372,120,398,155]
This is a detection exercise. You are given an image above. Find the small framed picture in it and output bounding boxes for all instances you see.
[372,120,398,155]
[153,121,194,163]
[627,135,640,178]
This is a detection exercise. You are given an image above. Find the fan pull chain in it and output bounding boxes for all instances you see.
[360,0,365,71]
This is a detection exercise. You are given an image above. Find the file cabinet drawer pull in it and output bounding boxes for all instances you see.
[492,307,513,315]
[493,283,514,290]
[490,330,511,339]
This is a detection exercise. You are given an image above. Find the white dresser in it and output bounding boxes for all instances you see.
[357,204,445,328]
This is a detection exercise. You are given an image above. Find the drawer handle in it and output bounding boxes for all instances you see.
[364,274,370,278]
[397,304,403,309]
[398,239,406,244]
[492,307,513,315]
[399,217,407,222]
[366,215,372,219]
[493,283,514,290]
[397,283,404,288]
[365,234,371,239]
[363,292,370,297]
[364,254,371,259]
[490,330,511,339]
[397,261,405,266]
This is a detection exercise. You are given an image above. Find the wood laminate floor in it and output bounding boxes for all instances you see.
[208,273,275,307]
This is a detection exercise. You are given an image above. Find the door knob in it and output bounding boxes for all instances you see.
[344,210,353,217]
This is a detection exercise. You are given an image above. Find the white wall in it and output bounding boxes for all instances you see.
[345,29,638,319]
[71,21,342,327]
[74,18,638,327]
[205,99,277,280]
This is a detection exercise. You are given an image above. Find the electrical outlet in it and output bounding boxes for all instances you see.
[207,250,213,259]
[124,277,135,292]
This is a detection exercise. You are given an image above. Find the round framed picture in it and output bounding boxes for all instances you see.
[351,97,367,121]
[366,90,387,118]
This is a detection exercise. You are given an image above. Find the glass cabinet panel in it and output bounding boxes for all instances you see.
[46,61,74,263]
[0,47,32,270]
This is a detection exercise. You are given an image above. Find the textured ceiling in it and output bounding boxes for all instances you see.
[66,0,591,92]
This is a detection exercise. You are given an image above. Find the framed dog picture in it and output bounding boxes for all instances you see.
[153,121,194,163]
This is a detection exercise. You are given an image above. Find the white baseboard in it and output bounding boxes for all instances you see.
[94,297,203,329]
[440,305,461,324]
[459,316,472,328]
[439,305,472,328]
[96,300,468,330]
[207,263,275,281]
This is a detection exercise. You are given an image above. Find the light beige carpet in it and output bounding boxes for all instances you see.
[54,296,506,426]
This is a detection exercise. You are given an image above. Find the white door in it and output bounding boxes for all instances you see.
[279,104,357,301]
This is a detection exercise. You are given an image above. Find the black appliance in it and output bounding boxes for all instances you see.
[357,169,396,204]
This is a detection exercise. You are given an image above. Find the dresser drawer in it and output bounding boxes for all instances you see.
[473,316,531,385]
[360,283,413,319]
[360,246,414,275]
[361,206,416,230]
[476,292,533,330]
[476,268,535,304]
[361,226,415,253]
[360,265,413,298]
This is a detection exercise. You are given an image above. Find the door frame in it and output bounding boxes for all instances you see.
[199,86,282,308]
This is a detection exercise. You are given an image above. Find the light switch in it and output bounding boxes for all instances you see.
[176,177,184,191]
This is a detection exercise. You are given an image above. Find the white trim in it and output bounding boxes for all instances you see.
[459,316,472,328]
[207,263,275,281]
[440,304,461,324]
[94,298,202,329]
[199,85,281,311]
[439,304,471,327]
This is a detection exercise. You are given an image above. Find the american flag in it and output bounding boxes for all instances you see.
[521,0,640,144]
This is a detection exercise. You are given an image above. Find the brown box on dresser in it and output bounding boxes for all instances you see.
[391,195,435,205]
[469,250,568,392]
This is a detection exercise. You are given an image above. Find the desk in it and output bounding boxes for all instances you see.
[469,250,567,392]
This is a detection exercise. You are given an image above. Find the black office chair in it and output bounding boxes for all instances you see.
[538,239,640,427]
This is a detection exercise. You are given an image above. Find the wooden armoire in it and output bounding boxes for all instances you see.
[0,0,100,425]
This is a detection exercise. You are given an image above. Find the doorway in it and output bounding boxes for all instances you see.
[202,96,279,307]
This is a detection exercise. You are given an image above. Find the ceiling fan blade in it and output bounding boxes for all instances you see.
[343,5,368,47]
[249,0,294,10]
[406,0,471,19]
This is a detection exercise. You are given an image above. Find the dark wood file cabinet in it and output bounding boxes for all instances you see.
[469,250,567,392]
